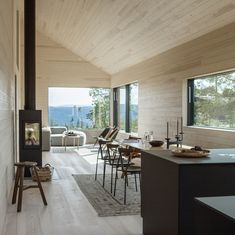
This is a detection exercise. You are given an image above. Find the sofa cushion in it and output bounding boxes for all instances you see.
[42,127,51,151]
[50,126,67,134]
[49,125,88,147]
[51,134,64,146]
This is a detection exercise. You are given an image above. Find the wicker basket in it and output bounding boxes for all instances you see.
[30,164,54,182]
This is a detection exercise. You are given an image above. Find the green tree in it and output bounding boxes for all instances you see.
[194,72,235,128]
[87,88,110,128]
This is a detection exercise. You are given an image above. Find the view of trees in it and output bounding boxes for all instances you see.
[87,88,110,128]
[129,83,138,132]
[48,85,139,131]
[48,88,110,129]
[193,71,235,129]
[116,83,139,132]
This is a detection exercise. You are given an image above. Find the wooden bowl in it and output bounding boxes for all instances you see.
[171,148,210,158]
[149,140,164,147]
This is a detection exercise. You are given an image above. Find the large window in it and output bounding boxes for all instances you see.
[48,87,110,129]
[188,70,235,129]
[114,83,139,132]
[129,83,138,132]
[118,87,126,130]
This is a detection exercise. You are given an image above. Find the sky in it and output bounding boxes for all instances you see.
[49,86,138,106]
[49,87,93,106]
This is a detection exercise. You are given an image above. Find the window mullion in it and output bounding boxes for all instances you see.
[187,79,194,126]
[126,85,130,132]
[113,88,118,127]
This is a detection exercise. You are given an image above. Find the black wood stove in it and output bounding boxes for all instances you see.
[19,0,42,176]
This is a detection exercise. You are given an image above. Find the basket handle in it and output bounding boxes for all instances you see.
[44,163,52,167]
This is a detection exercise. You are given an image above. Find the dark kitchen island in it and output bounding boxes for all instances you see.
[141,148,235,235]
[194,196,235,234]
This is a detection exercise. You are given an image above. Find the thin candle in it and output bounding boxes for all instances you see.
[176,118,179,136]
[167,122,169,138]
[181,117,183,133]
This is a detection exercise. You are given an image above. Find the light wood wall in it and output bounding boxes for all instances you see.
[36,32,111,126]
[112,22,235,148]
[0,0,19,233]
[36,0,235,74]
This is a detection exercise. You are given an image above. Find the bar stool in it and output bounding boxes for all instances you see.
[12,161,47,212]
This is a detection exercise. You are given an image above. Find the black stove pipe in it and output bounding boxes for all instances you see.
[24,0,35,110]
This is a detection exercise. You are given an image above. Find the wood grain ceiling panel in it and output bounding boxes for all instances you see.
[36,0,235,74]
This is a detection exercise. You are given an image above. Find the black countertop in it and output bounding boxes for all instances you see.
[142,148,235,165]
[195,196,235,221]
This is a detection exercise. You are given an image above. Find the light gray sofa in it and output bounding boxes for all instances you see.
[42,127,51,151]
[50,126,86,146]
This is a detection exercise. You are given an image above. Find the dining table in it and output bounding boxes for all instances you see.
[115,138,190,151]
[114,139,191,167]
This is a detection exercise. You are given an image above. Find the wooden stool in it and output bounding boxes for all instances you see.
[12,161,47,212]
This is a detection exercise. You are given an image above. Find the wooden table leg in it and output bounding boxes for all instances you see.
[33,166,47,206]
[17,166,24,212]
[12,167,20,204]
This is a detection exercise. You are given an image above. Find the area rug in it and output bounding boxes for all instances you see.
[72,174,140,217]
[52,145,99,154]
[52,147,76,153]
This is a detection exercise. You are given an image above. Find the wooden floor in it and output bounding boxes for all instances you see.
[2,146,142,235]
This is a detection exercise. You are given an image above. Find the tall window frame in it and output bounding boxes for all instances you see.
[113,82,138,133]
[187,70,235,130]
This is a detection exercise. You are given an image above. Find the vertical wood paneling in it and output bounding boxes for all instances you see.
[111,22,235,148]
[36,32,111,126]
[0,0,15,233]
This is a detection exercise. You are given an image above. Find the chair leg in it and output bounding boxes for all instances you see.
[134,173,138,192]
[95,147,100,180]
[17,166,24,212]
[114,169,118,196]
[110,165,114,193]
[33,166,47,206]
[102,160,106,187]
[139,172,141,191]
[124,174,127,204]
[126,173,129,186]
[93,138,98,147]
[12,167,20,204]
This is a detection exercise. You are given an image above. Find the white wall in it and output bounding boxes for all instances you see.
[36,32,111,126]
[112,22,235,148]
[0,0,16,233]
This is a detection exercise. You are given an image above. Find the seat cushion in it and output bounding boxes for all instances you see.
[51,134,63,146]
[50,126,67,134]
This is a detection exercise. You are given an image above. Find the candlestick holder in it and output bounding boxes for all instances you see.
[165,131,184,149]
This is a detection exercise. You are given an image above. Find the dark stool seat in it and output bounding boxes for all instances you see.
[14,161,37,167]
[12,161,47,212]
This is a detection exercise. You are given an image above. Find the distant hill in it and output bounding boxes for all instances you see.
[49,106,93,128]
[48,104,138,128]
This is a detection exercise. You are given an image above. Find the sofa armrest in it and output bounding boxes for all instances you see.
[42,127,51,151]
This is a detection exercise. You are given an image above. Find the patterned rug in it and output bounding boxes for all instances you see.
[72,174,141,217]
[52,146,77,153]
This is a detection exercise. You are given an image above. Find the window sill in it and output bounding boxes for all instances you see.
[185,126,235,133]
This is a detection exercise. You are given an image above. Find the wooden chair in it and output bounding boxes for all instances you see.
[12,161,47,212]
[93,127,112,146]
[94,127,119,181]
[114,147,141,204]
[128,135,142,158]
[104,143,120,192]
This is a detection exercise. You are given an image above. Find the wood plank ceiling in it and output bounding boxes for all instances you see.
[36,0,235,75]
